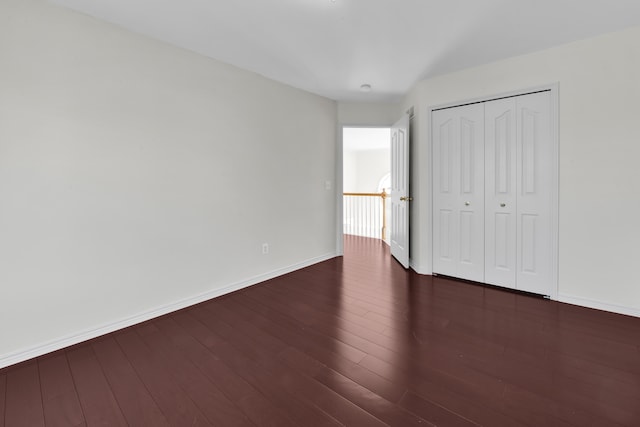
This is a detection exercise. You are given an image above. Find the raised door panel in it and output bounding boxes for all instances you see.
[484,98,517,288]
[516,91,554,295]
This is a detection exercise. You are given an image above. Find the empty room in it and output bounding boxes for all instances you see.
[1,0,640,426]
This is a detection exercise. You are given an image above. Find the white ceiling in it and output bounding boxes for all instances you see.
[49,0,640,102]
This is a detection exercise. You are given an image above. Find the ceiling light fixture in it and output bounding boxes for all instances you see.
[360,84,372,93]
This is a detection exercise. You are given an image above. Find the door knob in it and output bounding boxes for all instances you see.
[464,201,470,206]
[500,203,506,207]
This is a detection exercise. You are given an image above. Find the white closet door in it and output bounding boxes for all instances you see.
[432,103,484,281]
[516,91,554,295]
[485,98,517,288]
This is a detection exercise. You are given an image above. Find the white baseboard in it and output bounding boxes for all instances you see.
[558,293,640,318]
[409,260,431,275]
[0,252,337,370]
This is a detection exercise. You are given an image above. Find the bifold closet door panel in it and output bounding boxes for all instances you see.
[432,103,484,281]
[432,107,458,277]
[484,98,517,289]
[516,91,554,295]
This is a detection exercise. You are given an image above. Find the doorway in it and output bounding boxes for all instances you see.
[342,127,391,242]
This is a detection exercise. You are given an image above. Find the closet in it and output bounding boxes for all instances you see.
[432,90,556,297]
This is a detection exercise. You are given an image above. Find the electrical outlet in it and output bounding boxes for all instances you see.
[262,243,269,254]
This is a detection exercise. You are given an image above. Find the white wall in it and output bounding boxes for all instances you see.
[337,102,400,127]
[343,149,389,193]
[0,0,337,367]
[403,25,640,315]
[343,151,358,193]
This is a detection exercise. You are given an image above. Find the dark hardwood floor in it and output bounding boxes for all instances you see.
[2,235,640,426]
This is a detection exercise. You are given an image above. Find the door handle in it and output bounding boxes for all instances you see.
[500,203,506,207]
[464,201,470,206]
[400,196,413,202]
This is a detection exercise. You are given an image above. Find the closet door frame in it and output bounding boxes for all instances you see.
[428,83,559,300]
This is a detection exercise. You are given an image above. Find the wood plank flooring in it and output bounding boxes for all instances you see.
[1,235,640,426]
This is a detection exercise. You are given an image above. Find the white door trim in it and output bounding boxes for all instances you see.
[336,124,344,256]
[428,83,559,300]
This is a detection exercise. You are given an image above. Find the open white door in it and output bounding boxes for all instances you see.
[390,114,410,268]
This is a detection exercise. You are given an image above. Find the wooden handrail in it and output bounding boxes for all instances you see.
[343,191,388,198]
